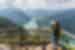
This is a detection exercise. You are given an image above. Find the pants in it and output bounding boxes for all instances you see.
[53,36,60,50]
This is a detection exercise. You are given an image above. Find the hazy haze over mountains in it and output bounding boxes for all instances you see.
[0,8,74,33]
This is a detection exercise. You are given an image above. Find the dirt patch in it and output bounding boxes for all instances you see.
[0,43,62,50]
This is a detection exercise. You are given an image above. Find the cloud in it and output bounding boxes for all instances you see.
[48,0,75,9]
[14,0,48,9]
[0,0,48,9]
[0,0,75,10]
[0,0,7,8]
[48,0,64,9]
[0,0,15,9]
[64,0,75,8]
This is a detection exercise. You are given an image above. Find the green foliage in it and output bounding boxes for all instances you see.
[0,16,12,28]
[31,32,50,45]
[32,33,40,44]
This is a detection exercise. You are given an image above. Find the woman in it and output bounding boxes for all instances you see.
[52,20,61,50]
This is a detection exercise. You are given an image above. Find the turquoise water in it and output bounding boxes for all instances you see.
[61,34,75,45]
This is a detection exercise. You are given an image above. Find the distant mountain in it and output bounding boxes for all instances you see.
[54,9,75,33]
[0,8,74,33]
[0,8,31,26]
[25,9,60,27]
[25,9,60,17]
[25,9,75,33]
[0,9,62,27]
[0,17,16,28]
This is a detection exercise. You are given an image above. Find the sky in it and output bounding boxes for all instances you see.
[64,0,75,9]
[0,0,74,10]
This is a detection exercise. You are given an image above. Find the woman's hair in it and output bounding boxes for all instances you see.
[56,21,60,30]
[54,20,61,38]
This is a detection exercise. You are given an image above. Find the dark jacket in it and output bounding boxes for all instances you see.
[54,21,61,39]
